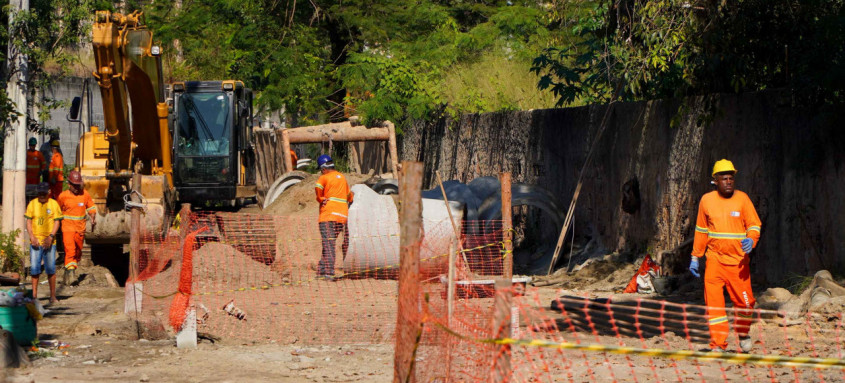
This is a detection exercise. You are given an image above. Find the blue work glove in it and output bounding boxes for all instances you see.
[689,256,700,278]
[741,238,754,253]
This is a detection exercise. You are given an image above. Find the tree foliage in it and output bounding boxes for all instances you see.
[142,0,561,127]
[532,0,845,106]
[0,1,98,134]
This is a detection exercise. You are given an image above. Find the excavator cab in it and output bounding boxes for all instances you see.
[171,80,256,206]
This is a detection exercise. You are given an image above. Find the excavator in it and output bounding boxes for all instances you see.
[70,10,256,245]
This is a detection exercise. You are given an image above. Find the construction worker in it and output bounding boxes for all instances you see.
[25,182,63,304]
[689,159,761,353]
[25,137,47,187]
[56,170,97,283]
[48,140,64,199]
[314,154,354,280]
[290,149,299,169]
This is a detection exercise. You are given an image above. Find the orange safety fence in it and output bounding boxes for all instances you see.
[124,211,845,382]
[412,285,845,382]
[125,211,508,344]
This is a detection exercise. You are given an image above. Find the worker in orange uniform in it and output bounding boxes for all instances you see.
[26,137,47,187]
[56,170,97,284]
[290,149,298,169]
[314,154,354,280]
[689,159,761,353]
[48,140,65,199]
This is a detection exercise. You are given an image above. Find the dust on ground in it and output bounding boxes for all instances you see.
[3,284,394,383]
[5,272,843,382]
[262,172,374,216]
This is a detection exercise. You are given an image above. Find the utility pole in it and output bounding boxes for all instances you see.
[2,0,29,245]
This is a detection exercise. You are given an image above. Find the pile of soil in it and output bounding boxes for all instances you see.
[191,242,283,293]
[532,255,640,292]
[263,172,374,216]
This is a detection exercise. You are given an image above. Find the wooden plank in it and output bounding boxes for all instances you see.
[394,161,423,383]
[500,172,513,280]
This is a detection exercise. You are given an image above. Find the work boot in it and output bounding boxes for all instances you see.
[739,336,753,353]
[62,268,71,286]
[710,347,726,353]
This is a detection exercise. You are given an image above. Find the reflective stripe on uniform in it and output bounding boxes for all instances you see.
[707,231,746,239]
[315,183,324,189]
[86,206,97,213]
[330,212,348,218]
[695,226,709,234]
[63,215,87,220]
[709,316,728,325]
[747,226,761,234]
[328,197,347,203]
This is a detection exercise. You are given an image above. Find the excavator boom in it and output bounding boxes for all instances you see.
[80,10,173,243]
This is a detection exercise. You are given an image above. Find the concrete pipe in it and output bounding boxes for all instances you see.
[262,171,309,210]
[343,184,463,279]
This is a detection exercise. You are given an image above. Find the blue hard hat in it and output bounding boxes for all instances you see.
[29,137,37,146]
[317,154,333,168]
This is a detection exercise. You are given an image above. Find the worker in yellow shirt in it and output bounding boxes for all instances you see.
[689,159,761,353]
[25,182,63,304]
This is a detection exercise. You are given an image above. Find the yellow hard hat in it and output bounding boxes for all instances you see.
[712,159,737,177]
[51,139,60,147]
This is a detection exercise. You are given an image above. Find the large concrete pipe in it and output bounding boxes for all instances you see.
[343,184,463,278]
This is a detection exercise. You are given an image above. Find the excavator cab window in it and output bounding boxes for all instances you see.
[175,92,231,156]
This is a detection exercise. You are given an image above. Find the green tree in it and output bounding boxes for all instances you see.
[1,1,98,134]
[143,0,562,128]
[532,0,845,106]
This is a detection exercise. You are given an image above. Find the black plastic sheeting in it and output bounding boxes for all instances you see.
[422,176,566,273]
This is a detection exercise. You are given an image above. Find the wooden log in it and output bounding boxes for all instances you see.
[348,142,362,174]
[500,172,513,280]
[282,129,293,174]
[129,163,142,282]
[387,121,399,176]
[287,123,390,143]
[394,161,423,383]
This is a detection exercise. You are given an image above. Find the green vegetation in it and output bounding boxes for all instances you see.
[142,0,563,128]
[532,0,845,106]
[0,0,843,137]
[0,230,25,274]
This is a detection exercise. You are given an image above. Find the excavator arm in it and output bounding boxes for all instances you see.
[80,10,173,243]
[91,10,172,182]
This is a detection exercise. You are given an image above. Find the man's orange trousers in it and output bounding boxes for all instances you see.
[62,231,84,270]
[704,257,755,350]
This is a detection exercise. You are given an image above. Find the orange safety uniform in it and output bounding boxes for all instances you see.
[290,150,298,168]
[315,170,353,223]
[57,189,96,270]
[48,151,64,199]
[26,149,46,185]
[692,190,761,350]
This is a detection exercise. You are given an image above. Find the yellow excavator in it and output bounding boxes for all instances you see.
[71,10,256,244]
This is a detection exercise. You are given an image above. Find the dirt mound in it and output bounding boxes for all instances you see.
[191,242,283,291]
[263,172,374,216]
[77,265,121,288]
[532,255,639,292]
